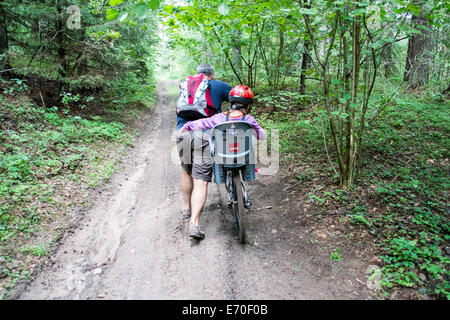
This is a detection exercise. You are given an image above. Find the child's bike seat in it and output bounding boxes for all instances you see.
[209,121,256,167]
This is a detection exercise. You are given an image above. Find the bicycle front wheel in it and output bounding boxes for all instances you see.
[232,170,247,243]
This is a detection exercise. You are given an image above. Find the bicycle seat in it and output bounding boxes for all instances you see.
[209,120,256,167]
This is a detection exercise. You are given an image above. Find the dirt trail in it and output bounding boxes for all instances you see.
[17,82,376,300]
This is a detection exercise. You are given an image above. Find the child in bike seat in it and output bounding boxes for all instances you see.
[180,85,266,140]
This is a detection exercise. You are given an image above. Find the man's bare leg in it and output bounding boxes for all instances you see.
[180,169,193,211]
[190,178,208,226]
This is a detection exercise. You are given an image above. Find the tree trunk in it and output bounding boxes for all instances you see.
[343,11,361,190]
[0,0,10,71]
[403,9,433,89]
[299,41,311,95]
[274,27,284,89]
[383,44,396,78]
[299,0,311,95]
[56,1,67,79]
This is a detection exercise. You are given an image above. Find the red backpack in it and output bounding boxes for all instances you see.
[176,74,216,120]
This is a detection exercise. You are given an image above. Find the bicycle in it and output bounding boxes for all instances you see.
[209,120,256,243]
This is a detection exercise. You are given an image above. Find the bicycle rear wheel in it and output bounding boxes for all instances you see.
[232,170,247,243]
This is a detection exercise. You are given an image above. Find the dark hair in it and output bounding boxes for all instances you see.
[223,104,251,115]
[196,64,215,76]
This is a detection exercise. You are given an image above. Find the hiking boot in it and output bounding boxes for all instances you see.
[188,222,205,240]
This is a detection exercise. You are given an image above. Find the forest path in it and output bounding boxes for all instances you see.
[17,82,375,300]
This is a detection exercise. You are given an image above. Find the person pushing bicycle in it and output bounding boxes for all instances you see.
[180,85,266,240]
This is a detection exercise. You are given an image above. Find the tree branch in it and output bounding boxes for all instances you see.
[211,27,243,84]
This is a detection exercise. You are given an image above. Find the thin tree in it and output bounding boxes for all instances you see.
[0,0,10,72]
[403,4,433,90]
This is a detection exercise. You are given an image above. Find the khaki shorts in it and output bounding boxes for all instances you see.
[176,131,212,182]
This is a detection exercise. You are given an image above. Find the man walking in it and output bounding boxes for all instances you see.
[176,64,231,240]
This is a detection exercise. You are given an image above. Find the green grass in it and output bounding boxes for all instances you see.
[20,243,50,257]
[330,247,343,262]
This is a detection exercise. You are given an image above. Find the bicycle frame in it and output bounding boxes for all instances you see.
[224,168,252,210]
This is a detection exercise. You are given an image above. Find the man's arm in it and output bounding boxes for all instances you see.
[215,80,232,112]
[221,82,232,103]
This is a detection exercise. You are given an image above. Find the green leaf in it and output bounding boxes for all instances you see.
[163,5,174,14]
[277,17,286,25]
[106,8,119,20]
[132,3,148,17]
[109,0,123,6]
[351,8,367,16]
[149,0,160,10]
[299,8,317,15]
[407,3,422,15]
[312,16,321,26]
[331,78,341,85]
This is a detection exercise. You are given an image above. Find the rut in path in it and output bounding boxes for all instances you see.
[17,82,375,300]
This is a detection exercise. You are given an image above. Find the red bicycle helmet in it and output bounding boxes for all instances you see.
[229,85,254,108]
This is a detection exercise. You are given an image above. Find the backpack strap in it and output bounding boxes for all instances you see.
[205,83,214,108]
[241,114,246,121]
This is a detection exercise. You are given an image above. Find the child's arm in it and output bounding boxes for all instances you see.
[181,114,220,132]
[247,115,267,140]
